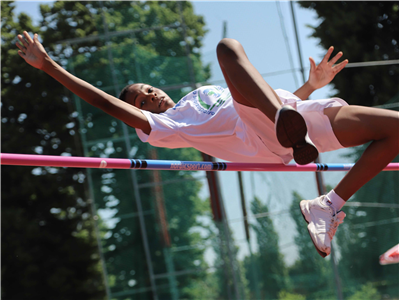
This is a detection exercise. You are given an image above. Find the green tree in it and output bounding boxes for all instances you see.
[243,197,288,299]
[278,290,306,300]
[298,1,399,106]
[210,222,249,300]
[1,2,105,299]
[347,282,380,300]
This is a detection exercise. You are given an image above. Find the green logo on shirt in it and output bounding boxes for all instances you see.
[198,94,212,110]
[198,89,231,111]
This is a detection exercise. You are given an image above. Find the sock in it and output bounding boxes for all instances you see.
[323,190,346,211]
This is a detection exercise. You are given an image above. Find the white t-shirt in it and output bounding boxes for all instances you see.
[136,85,290,163]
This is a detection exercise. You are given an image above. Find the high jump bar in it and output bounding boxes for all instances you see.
[1,153,399,172]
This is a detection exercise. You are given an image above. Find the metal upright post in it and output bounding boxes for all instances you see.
[237,172,261,299]
[177,2,197,90]
[289,3,343,300]
[149,149,179,300]
[68,54,112,300]
[131,32,143,84]
[99,3,159,299]
[219,20,242,299]
[202,154,241,300]
[222,21,228,40]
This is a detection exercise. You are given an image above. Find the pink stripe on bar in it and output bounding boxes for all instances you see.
[1,153,131,169]
[1,153,399,172]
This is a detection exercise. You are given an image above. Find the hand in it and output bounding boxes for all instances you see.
[16,31,48,70]
[307,46,348,90]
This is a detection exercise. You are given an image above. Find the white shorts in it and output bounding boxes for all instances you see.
[233,89,348,164]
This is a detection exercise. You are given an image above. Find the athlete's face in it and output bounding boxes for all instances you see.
[126,83,175,113]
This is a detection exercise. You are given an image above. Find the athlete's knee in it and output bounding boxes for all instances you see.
[216,38,243,64]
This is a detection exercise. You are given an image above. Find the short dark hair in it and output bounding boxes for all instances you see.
[118,84,135,102]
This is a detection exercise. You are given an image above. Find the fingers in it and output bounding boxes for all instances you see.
[17,34,29,48]
[16,31,39,58]
[333,59,349,74]
[16,41,25,52]
[17,50,26,58]
[16,38,28,58]
[321,46,334,64]
[329,51,343,66]
[321,46,348,71]
[17,31,35,48]
[23,31,34,44]
[309,57,316,71]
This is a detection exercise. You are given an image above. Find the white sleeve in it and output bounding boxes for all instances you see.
[135,110,191,148]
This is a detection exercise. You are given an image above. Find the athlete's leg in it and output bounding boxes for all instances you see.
[217,38,319,165]
[300,105,399,257]
[324,105,399,200]
[216,38,282,122]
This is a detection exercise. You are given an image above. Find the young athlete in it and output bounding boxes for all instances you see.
[16,31,399,257]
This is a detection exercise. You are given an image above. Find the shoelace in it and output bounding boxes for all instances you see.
[328,211,345,240]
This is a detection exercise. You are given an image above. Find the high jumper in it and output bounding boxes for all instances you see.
[16,31,399,258]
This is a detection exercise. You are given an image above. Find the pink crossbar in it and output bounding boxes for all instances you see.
[1,153,399,172]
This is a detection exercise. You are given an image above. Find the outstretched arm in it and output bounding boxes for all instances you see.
[16,31,151,134]
[294,46,348,100]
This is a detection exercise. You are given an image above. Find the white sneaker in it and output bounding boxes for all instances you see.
[299,196,346,257]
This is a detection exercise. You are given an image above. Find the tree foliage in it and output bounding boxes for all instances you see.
[299,1,399,106]
[1,2,105,299]
[243,197,288,300]
[210,221,249,300]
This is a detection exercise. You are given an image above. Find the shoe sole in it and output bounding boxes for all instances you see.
[276,107,319,165]
[299,201,327,258]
